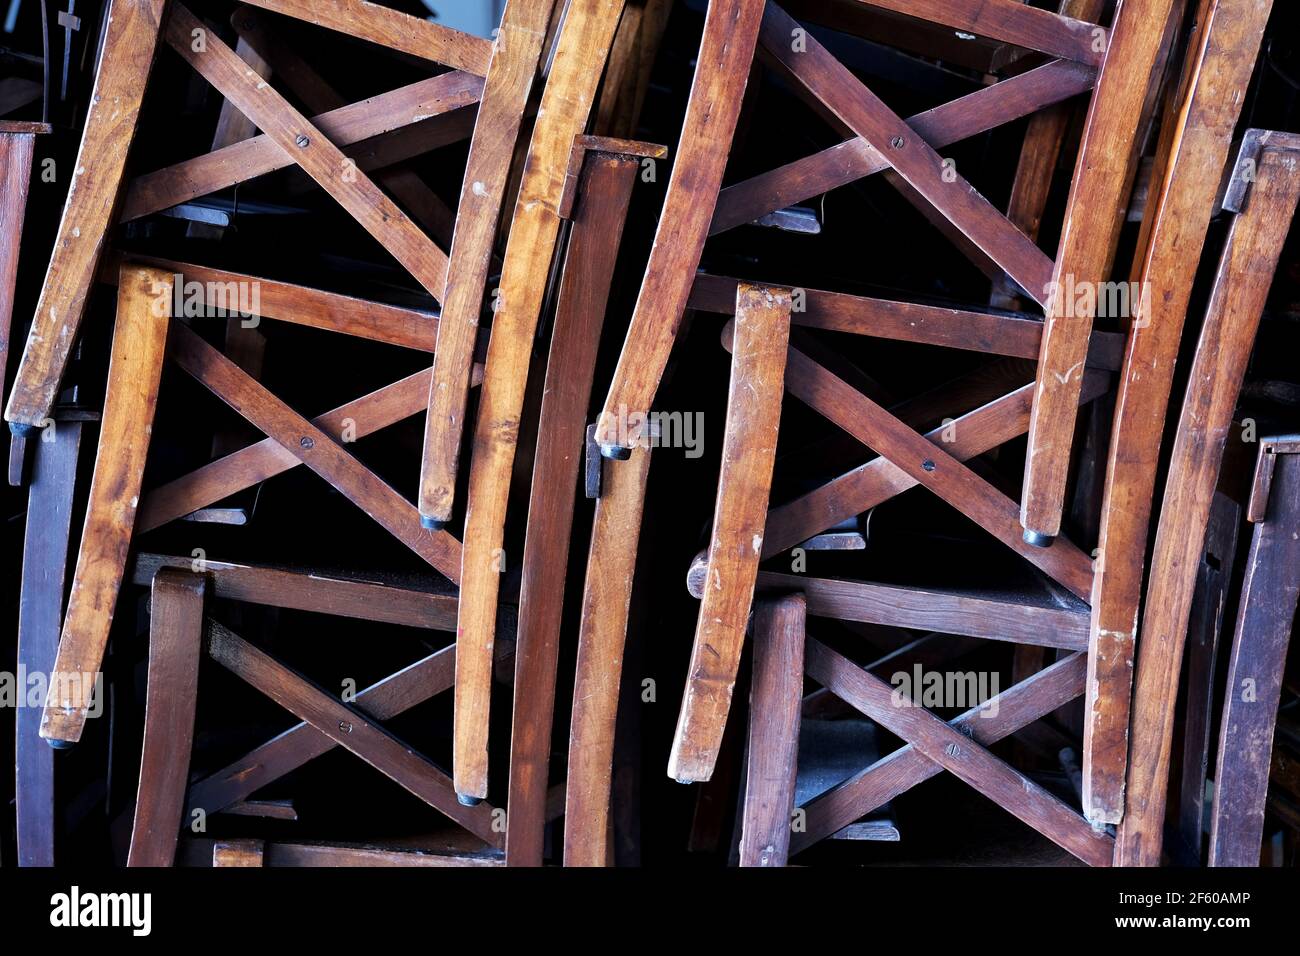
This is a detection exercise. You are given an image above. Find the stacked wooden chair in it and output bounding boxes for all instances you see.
[8,0,670,866]
[565,0,1284,865]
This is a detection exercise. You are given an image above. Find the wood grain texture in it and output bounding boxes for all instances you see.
[15,421,83,865]
[131,553,458,630]
[759,4,1055,305]
[419,0,557,526]
[127,569,206,866]
[1116,139,1300,866]
[854,0,1106,65]
[165,4,450,301]
[5,0,167,432]
[756,572,1089,649]
[453,0,626,802]
[167,323,462,582]
[564,443,653,865]
[0,130,38,409]
[238,0,492,75]
[791,653,1087,853]
[206,621,503,847]
[104,255,441,350]
[668,285,791,783]
[710,58,1097,236]
[782,340,1095,599]
[1083,0,1274,826]
[507,151,640,865]
[40,267,171,745]
[593,0,765,452]
[739,594,806,867]
[1021,0,1181,540]
[188,640,512,817]
[691,274,1124,367]
[1209,455,1300,865]
[120,70,483,222]
[806,639,1113,865]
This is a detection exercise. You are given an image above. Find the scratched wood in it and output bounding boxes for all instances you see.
[669,285,791,784]
[453,0,627,803]
[1083,0,1273,826]
[15,420,83,864]
[420,0,558,528]
[1021,0,1182,543]
[40,266,171,746]
[1116,135,1300,866]
[5,0,167,433]
[127,569,206,867]
[506,147,644,865]
[738,593,806,867]
[593,0,766,455]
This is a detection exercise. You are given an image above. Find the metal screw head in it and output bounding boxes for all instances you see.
[300,436,314,449]
[295,134,310,148]
[339,720,352,734]
[922,459,936,472]
[890,135,905,149]
[945,742,961,757]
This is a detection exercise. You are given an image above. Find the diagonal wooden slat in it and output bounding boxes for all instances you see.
[238,0,493,75]
[806,639,1114,866]
[791,653,1087,853]
[710,58,1097,236]
[119,70,483,222]
[206,621,503,847]
[760,3,1055,306]
[855,0,1107,65]
[165,4,450,300]
[167,322,462,582]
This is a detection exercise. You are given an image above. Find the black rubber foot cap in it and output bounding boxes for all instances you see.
[420,514,447,531]
[599,443,632,461]
[456,793,484,807]
[9,421,39,438]
[45,738,76,750]
[1022,529,1056,548]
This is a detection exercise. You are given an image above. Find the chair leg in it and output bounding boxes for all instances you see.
[1116,131,1300,865]
[40,266,172,747]
[1209,449,1300,865]
[739,593,806,867]
[669,285,792,783]
[15,420,84,865]
[127,569,207,867]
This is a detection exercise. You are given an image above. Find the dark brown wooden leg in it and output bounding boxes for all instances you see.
[1209,448,1300,865]
[127,569,206,867]
[738,593,806,867]
[1116,131,1300,865]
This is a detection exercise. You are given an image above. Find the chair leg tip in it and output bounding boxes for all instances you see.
[456,792,484,807]
[45,737,76,750]
[1022,529,1056,548]
[420,514,447,531]
[599,443,632,461]
[8,421,39,438]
